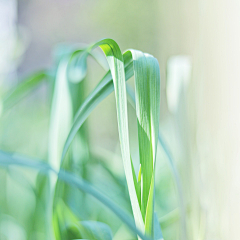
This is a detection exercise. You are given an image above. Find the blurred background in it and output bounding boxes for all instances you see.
[0,0,240,239]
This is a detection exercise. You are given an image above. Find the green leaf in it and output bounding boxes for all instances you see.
[126,50,160,236]
[48,55,75,240]
[49,56,73,173]
[127,85,187,239]
[92,39,144,232]
[128,50,152,221]
[2,71,47,110]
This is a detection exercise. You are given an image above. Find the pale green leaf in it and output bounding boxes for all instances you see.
[48,56,74,240]
[2,71,47,110]
[128,50,152,221]
[127,84,187,239]
[48,56,73,176]
[126,50,160,236]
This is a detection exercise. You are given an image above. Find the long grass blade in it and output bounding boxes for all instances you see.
[127,84,187,239]
[90,39,144,232]
[126,50,160,237]
[48,56,73,240]
[129,50,152,221]
[49,57,73,173]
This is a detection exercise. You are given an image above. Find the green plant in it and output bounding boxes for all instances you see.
[0,38,186,240]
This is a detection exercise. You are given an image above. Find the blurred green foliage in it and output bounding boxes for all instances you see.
[0,37,183,240]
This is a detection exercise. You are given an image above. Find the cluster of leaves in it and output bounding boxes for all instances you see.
[0,39,186,240]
